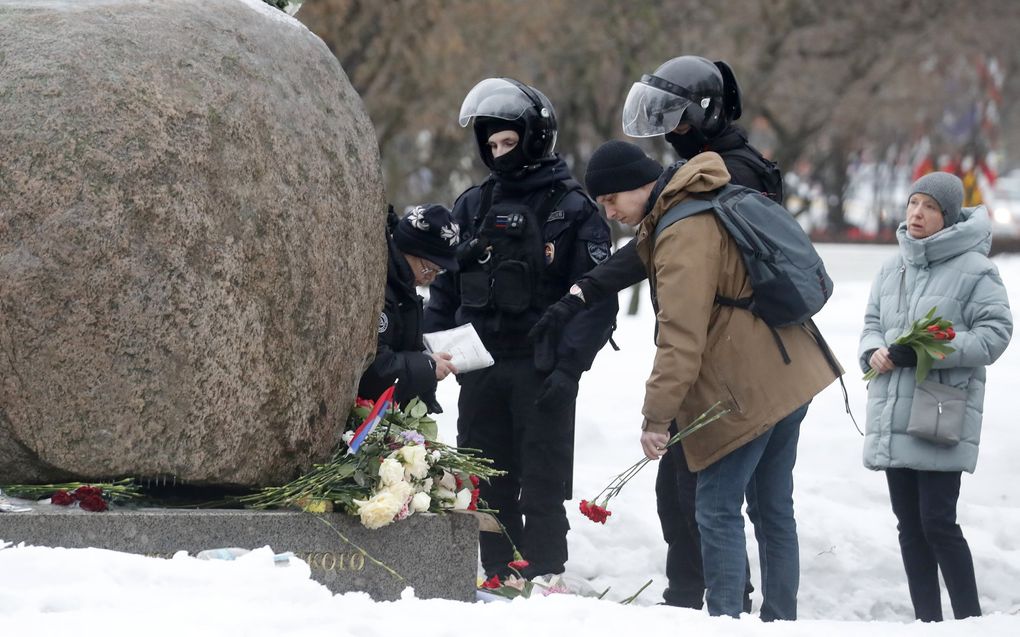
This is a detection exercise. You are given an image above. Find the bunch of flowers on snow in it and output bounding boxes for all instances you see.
[863,306,957,383]
[242,396,502,529]
[0,479,141,512]
[579,403,728,524]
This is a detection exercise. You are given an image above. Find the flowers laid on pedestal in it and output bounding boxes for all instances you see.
[242,392,502,530]
[0,479,141,512]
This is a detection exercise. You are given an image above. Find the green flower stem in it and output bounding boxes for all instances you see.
[312,513,405,582]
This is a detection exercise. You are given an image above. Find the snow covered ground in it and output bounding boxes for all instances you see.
[2,244,1019,636]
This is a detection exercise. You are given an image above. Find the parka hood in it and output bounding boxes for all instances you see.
[636,151,731,249]
[896,205,992,268]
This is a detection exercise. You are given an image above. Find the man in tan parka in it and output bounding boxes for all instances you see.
[584,141,840,620]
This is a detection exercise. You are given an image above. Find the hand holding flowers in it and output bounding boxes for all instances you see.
[579,403,727,524]
[863,306,956,383]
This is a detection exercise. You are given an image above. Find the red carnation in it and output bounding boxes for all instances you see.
[469,475,480,488]
[468,488,480,511]
[50,490,73,506]
[354,397,374,409]
[78,494,108,512]
[508,559,530,571]
[454,474,463,490]
[481,574,501,589]
[579,499,611,524]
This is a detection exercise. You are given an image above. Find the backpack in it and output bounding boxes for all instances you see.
[653,183,832,328]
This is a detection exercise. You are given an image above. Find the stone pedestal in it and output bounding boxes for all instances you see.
[0,506,478,601]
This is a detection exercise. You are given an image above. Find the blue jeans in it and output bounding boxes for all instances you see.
[695,403,808,620]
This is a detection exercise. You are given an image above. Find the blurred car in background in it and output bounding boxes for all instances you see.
[987,170,1020,238]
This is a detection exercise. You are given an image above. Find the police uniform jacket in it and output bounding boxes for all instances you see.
[424,155,617,376]
[359,234,438,408]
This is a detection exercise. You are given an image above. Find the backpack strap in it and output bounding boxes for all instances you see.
[653,190,793,364]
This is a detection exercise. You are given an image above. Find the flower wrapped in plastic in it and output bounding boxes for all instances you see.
[241,393,502,530]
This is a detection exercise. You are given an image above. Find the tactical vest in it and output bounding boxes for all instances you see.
[459,178,585,327]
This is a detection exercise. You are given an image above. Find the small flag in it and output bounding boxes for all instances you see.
[348,384,396,453]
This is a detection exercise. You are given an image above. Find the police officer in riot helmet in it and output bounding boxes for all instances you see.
[424,77,617,581]
[530,56,783,610]
[622,55,781,198]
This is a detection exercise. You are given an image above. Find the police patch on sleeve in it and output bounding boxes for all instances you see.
[586,241,611,264]
[378,312,389,334]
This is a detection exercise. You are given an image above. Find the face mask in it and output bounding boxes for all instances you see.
[492,145,527,174]
[665,128,708,160]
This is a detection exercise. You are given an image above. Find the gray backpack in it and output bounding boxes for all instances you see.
[654,183,833,328]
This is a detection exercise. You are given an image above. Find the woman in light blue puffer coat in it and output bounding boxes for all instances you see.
[859,172,1012,622]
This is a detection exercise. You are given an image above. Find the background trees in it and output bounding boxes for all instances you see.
[298,0,1020,236]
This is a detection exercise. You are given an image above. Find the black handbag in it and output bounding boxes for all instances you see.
[906,380,967,446]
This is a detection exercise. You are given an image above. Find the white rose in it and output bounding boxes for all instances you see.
[398,445,430,480]
[411,492,431,513]
[386,480,414,504]
[378,457,405,487]
[453,488,473,510]
[353,490,403,529]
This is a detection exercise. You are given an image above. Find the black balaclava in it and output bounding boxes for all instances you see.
[664,128,709,160]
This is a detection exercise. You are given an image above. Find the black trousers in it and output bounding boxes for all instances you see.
[886,468,981,621]
[457,357,574,578]
[656,423,753,610]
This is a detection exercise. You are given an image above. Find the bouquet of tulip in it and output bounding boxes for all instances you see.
[863,306,956,383]
[242,396,503,530]
[579,403,728,525]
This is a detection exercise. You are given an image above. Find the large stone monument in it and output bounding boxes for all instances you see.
[0,0,387,487]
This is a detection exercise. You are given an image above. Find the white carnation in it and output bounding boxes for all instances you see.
[353,490,403,529]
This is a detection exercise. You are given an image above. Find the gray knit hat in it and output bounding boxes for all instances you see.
[909,172,965,227]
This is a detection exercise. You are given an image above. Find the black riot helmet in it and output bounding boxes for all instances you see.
[459,77,558,171]
[622,56,742,140]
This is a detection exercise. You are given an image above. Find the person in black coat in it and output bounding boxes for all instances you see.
[358,204,461,412]
[425,77,618,580]
[531,56,779,610]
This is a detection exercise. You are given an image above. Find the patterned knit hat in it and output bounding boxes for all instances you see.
[393,204,460,272]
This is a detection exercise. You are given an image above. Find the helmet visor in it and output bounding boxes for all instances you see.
[458,78,534,127]
[621,81,693,137]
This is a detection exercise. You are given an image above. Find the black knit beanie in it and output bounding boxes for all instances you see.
[585,140,663,198]
[393,204,461,273]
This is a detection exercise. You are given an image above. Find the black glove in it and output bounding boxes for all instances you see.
[529,293,586,372]
[888,344,918,368]
[456,236,490,265]
[535,368,580,411]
